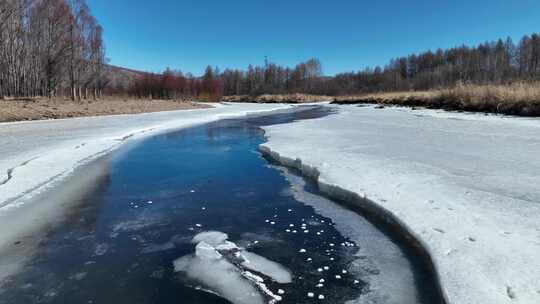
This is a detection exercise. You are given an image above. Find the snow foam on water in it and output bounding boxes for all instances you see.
[174,231,293,304]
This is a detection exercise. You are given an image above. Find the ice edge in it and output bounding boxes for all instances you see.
[258,144,450,304]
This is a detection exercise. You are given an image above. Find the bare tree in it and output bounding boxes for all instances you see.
[0,0,106,99]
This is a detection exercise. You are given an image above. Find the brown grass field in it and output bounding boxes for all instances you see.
[4,83,540,123]
[222,94,332,103]
[0,98,210,123]
[332,82,540,116]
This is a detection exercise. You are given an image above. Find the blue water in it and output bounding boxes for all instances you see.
[0,107,442,304]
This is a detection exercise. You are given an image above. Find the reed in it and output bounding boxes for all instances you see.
[332,82,540,116]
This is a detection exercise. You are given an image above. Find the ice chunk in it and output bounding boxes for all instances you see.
[175,231,292,304]
[195,242,222,260]
[216,241,238,251]
[192,231,228,247]
[243,271,283,302]
[241,251,292,284]
[174,246,263,304]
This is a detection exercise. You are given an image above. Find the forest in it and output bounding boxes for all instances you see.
[129,33,540,100]
[0,0,106,100]
[126,59,324,101]
[2,0,540,101]
[328,34,540,94]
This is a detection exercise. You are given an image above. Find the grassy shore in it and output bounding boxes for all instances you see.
[333,83,540,116]
[222,93,331,103]
[4,83,540,122]
[0,98,209,123]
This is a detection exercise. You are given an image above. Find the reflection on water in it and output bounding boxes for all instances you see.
[0,106,442,304]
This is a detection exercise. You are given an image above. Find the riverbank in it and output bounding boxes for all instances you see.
[261,104,540,304]
[332,83,540,116]
[222,94,331,103]
[0,98,209,123]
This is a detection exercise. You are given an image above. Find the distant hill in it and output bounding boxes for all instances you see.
[103,65,147,92]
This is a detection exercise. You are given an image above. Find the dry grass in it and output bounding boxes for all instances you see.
[333,91,438,105]
[333,83,540,116]
[0,97,210,123]
[222,94,332,104]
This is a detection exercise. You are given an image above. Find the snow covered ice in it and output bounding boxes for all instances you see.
[262,104,540,304]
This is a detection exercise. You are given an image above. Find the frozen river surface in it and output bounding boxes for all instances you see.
[0,107,442,304]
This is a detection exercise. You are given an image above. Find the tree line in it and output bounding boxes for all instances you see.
[220,58,324,96]
[130,32,540,99]
[327,33,540,94]
[3,1,539,102]
[128,58,324,101]
[0,0,106,100]
[128,66,223,101]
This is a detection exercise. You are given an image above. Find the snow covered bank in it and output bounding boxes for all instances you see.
[261,105,540,304]
[0,103,292,279]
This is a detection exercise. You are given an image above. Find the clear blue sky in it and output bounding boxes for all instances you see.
[87,0,540,76]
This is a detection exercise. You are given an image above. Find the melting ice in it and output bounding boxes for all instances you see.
[173,231,293,304]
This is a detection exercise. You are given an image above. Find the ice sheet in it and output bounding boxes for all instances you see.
[261,104,540,304]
